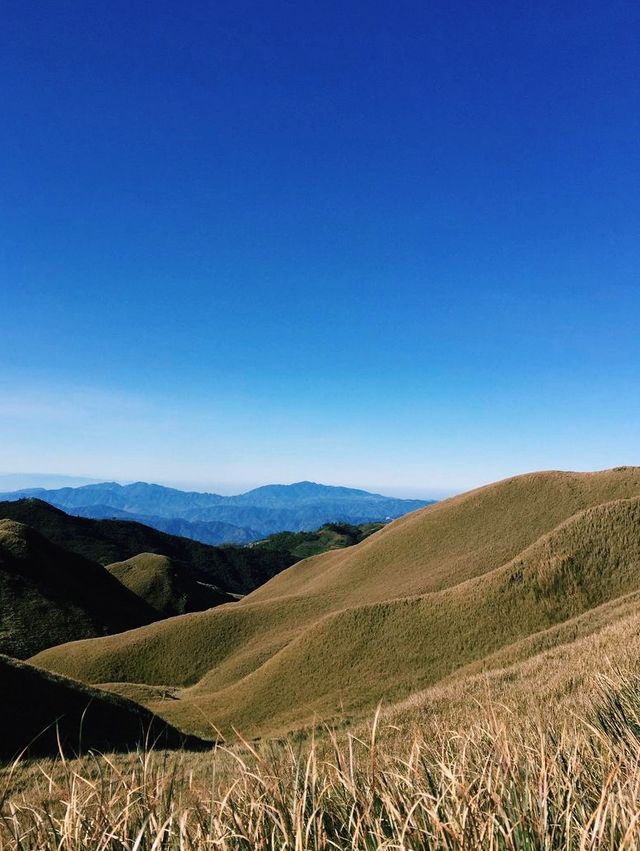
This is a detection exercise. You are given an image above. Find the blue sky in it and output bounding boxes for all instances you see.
[1,0,639,496]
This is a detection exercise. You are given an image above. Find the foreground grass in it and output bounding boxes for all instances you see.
[3,675,640,849]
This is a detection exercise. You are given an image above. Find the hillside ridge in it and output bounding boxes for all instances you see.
[31,467,640,738]
[0,498,296,596]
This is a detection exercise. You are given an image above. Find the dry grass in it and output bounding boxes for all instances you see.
[3,673,640,849]
[358,606,640,769]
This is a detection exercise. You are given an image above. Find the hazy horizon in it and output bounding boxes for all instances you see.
[4,465,640,503]
[0,471,454,501]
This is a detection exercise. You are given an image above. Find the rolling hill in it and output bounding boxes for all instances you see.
[0,654,208,758]
[0,480,431,538]
[107,527,384,617]
[31,467,640,739]
[0,519,155,659]
[107,553,233,616]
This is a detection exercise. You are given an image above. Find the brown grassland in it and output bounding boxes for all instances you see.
[31,467,640,739]
[4,467,640,848]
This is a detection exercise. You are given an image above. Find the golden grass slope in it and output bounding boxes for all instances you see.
[247,467,640,605]
[32,468,640,738]
[384,588,640,734]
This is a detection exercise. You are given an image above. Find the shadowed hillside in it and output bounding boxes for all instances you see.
[0,654,208,759]
[0,499,295,595]
[0,520,155,659]
[32,468,640,738]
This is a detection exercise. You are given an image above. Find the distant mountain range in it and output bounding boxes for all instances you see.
[0,481,432,543]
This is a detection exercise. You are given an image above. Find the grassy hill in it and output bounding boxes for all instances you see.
[0,499,387,612]
[31,468,640,739]
[0,654,208,758]
[384,587,640,733]
[107,553,233,616]
[0,520,156,659]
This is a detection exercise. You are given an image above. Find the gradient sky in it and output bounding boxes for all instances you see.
[1,0,639,497]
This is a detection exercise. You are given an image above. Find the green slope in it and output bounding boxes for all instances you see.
[251,522,384,559]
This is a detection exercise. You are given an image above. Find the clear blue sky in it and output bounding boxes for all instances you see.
[1,0,639,496]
